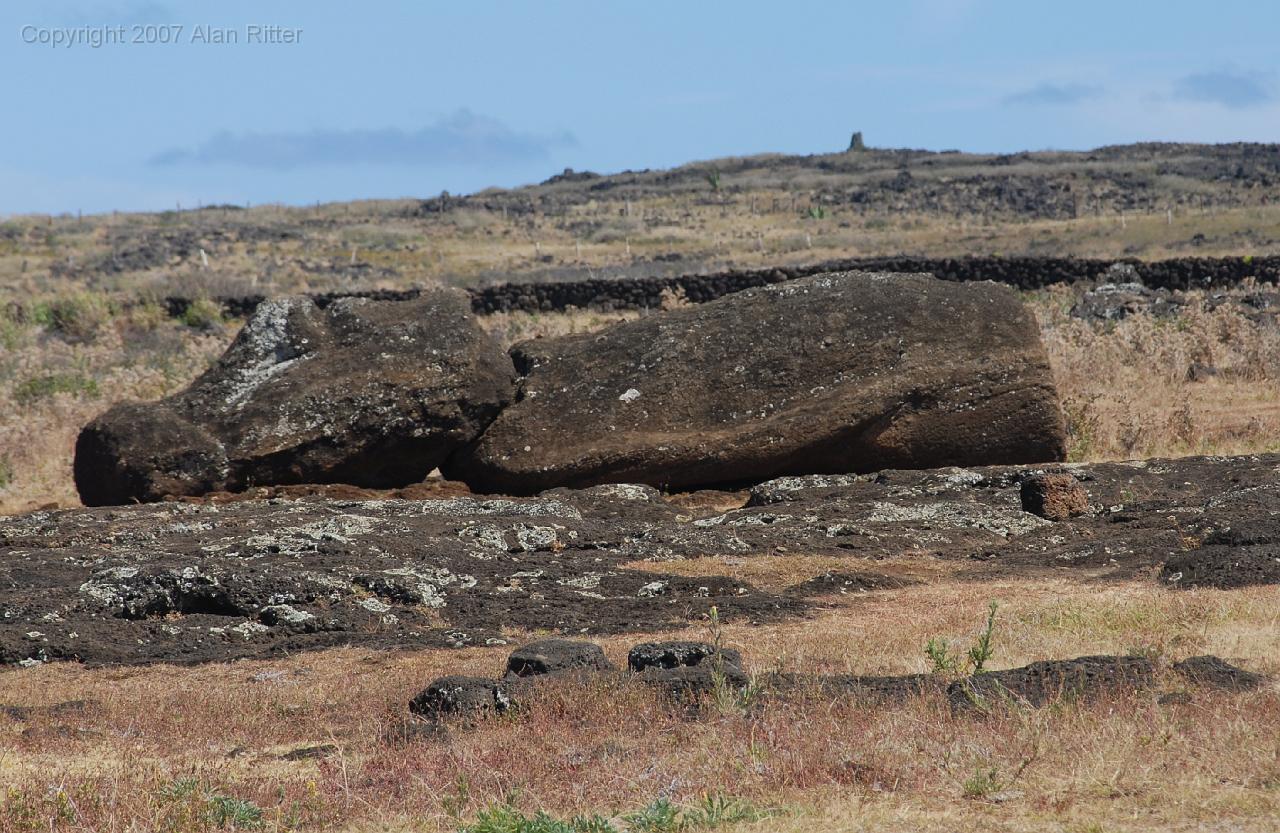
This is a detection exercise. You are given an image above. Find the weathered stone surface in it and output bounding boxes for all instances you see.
[449,271,1066,494]
[635,664,750,701]
[505,639,613,678]
[1173,655,1267,691]
[1162,520,1280,589]
[948,655,1155,711]
[1020,473,1090,521]
[627,641,742,673]
[4,454,1280,666]
[409,675,510,721]
[762,672,940,703]
[1070,282,1185,321]
[75,291,514,506]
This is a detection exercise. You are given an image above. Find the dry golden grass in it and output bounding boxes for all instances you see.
[0,301,227,514]
[1029,284,1280,462]
[3,189,1279,300]
[1,572,1276,832]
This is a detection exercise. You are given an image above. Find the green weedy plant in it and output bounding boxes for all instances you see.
[12,373,100,406]
[925,637,959,675]
[624,798,681,833]
[460,805,618,833]
[206,795,264,829]
[32,292,114,342]
[968,601,999,673]
[925,602,1000,678]
[807,205,826,220]
[157,777,264,830]
[962,765,1003,799]
[706,606,761,716]
[680,795,765,828]
[180,297,226,331]
[0,306,27,351]
[705,170,721,192]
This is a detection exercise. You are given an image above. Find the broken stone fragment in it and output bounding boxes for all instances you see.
[1020,473,1089,521]
[74,290,514,505]
[408,675,511,721]
[504,638,613,678]
[948,655,1155,711]
[627,640,742,673]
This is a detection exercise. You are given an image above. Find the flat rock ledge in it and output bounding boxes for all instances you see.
[3,453,1279,666]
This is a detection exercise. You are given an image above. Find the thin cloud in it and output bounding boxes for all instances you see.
[58,3,174,26]
[1004,82,1102,107]
[1173,70,1273,109]
[150,110,577,170]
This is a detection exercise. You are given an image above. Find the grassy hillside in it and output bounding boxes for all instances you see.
[3,143,1279,303]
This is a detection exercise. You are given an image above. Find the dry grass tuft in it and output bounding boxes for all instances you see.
[1031,284,1280,462]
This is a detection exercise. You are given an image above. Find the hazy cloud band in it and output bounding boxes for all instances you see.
[150,110,577,169]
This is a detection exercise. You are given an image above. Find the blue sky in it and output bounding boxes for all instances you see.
[3,1,1278,215]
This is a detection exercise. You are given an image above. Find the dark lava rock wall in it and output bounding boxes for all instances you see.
[160,256,1280,320]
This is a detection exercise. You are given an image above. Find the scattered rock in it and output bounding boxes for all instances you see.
[450,271,1066,493]
[1,699,98,721]
[279,744,338,761]
[763,672,940,702]
[1187,362,1219,382]
[408,675,511,721]
[504,639,614,678]
[1020,473,1089,521]
[948,655,1155,711]
[75,290,514,505]
[627,641,742,673]
[1070,282,1184,321]
[1162,526,1280,588]
[635,664,751,701]
[1173,655,1266,692]
[788,571,914,596]
[6,453,1280,666]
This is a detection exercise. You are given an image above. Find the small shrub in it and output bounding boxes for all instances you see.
[12,373,100,406]
[925,637,959,675]
[925,602,999,678]
[0,307,28,351]
[33,293,114,342]
[807,205,826,220]
[968,601,999,673]
[157,778,263,830]
[705,170,721,192]
[962,765,1002,799]
[461,805,618,833]
[0,456,12,490]
[624,798,681,833]
[180,298,226,331]
[206,795,264,829]
[126,301,169,332]
[681,795,765,828]
[706,606,761,716]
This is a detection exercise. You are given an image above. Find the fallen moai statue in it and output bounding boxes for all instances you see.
[74,289,515,506]
[74,270,1067,504]
[451,270,1067,493]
